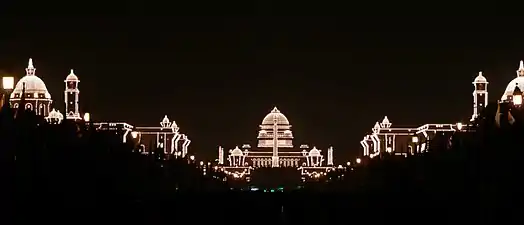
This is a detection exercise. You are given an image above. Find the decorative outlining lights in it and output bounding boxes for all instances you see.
[9,58,52,116]
[219,106,336,180]
[3,59,197,160]
[45,108,64,124]
[501,60,524,102]
[64,69,81,120]
[472,71,488,121]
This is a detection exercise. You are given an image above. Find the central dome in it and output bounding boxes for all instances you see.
[261,107,290,125]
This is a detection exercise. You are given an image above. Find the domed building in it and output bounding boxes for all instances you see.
[9,58,53,116]
[501,60,524,102]
[217,107,335,181]
[257,107,293,148]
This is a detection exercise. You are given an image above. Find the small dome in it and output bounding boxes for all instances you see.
[65,69,79,81]
[46,109,64,124]
[309,147,321,156]
[473,71,487,83]
[231,147,243,156]
[261,107,290,125]
[501,77,524,100]
[48,109,63,119]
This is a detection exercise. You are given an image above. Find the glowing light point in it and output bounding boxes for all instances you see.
[2,77,14,90]
[356,158,361,164]
[456,122,463,131]
[131,131,138,139]
[514,83,522,106]
[83,112,90,122]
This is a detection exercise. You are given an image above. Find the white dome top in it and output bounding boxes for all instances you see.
[230,146,243,156]
[47,109,64,120]
[309,147,321,156]
[501,61,524,100]
[65,69,79,81]
[501,77,524,100]
[10,58,51,99]
[474,71,488,83]
[261,107,290,125]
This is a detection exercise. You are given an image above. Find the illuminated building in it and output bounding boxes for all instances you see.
[9,58,53,116]
[64,69,81,120]
[6,58,192,158]
[360,117,464,158]
[132,115,191,157]
[501,60,524,103]
[45,109,64,124]
[218,107,335,180]
[359,61,524,157]
[91,116,192,157]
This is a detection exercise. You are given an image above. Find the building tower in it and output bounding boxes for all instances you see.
[218,146,224,165]
[472,71,488,121]
[272,112,280,167]
[64,69,81,120]
[327,146,333,166]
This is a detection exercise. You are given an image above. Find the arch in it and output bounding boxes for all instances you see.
[25,103,33,110]
[13,103,19,108]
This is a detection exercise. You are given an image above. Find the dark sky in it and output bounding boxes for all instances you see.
[0,5,523,161]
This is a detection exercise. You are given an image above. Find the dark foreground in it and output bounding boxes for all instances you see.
[14,190,515,224]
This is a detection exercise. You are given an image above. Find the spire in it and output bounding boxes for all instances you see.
[372,121,381,133]
[70,69,74,75]
[517,60,524,77]
[271,106,280,113]
[26,58,36,76]
[28,58,34,69]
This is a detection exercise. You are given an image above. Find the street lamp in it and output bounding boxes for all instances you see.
[513,84,522,106]
[2,77,14,104]
[83,112,91,122]
[190,155,195,161]
[346,161,351,166]
[456,122,463,131]
[2,77,14,90]
[356,158,361,164]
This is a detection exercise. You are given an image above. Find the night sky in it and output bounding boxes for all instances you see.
[1,6,523,161]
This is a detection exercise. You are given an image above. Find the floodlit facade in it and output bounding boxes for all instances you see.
[218,107,335,179]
